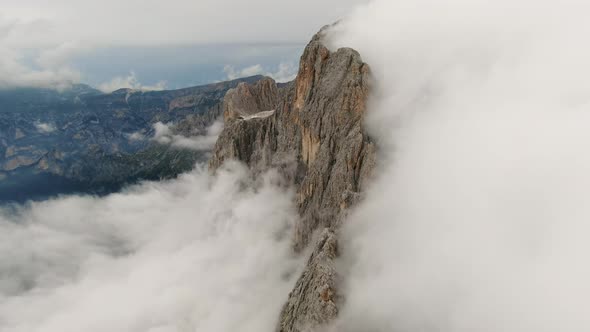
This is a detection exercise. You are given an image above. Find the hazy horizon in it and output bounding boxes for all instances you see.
[1,0,367,91]
[16,43,304,92]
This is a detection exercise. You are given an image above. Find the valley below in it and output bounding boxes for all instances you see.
[0,76,262,202]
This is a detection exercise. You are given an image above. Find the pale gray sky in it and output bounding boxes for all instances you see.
[1,0,368,89]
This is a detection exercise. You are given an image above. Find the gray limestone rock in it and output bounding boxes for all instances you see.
[209,27,376,332]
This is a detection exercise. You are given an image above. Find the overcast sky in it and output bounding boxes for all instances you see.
[1,0,367,90]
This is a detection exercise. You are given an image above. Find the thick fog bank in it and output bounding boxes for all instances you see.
[328,1,590,331]
[0,163,301,332]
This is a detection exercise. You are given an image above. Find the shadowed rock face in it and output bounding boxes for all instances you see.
[210,27,376,332]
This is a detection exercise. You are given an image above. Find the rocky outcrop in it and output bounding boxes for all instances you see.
[277,229,340,332]
[223,78,279,122]
[209,27,376,331]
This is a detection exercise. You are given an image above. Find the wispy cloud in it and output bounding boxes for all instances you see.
[152,121,223,151]
[34,121,56,133]
[98,72,167,93]
[0,18,82,89]
[223,62,297,83]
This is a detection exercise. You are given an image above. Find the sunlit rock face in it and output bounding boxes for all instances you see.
[210,27,375,332]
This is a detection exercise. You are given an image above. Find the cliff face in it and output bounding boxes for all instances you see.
[210,28,376,331]
[222,78,280,122]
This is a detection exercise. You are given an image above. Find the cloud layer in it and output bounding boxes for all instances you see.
[327,1,590,331]
[3,0,366,46]
[0,163,301,332]
[1,0,366,89]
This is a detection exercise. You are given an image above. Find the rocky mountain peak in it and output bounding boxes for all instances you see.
[209,27,376,332]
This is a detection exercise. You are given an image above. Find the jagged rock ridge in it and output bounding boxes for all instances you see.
[210,28,376,331]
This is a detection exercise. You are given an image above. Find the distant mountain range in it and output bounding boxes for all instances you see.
[0,76,263,203]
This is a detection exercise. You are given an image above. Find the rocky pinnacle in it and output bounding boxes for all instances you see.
[209,26,376,332]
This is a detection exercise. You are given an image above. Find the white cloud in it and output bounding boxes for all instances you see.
[152,122,173,143]
[3,0,367,47]
[223,62,297,83]
[98,72,167,93]
[34,121,57,133]
[0,163,302,332]
[270,63,298,83]
[128,132,146,141]
[152,121,223,151]
[0,18,81,89]
[35,41,91,69]
[0,0,366,88]
[223,64,264,80]
[327,1,590,331]
[0,48,80,89]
